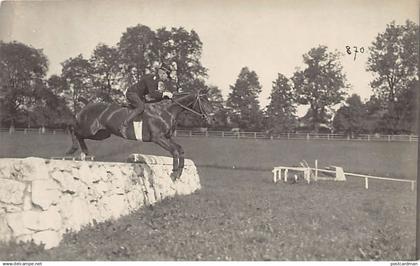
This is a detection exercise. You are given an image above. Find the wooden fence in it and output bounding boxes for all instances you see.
[1,127,418,142]
[174,130,418,142]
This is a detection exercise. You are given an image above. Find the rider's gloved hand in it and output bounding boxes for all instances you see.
[162,91,173,99]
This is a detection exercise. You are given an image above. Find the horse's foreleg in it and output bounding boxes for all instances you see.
[78,137,90,160]
[153,137,180,180]
[169,139,184,178]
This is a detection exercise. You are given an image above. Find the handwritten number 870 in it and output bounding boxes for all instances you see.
[346,46,364,61]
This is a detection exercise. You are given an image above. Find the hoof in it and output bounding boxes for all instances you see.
[170,171,178,181]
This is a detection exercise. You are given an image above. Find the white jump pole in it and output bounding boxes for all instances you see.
[315,160,318,181]
[272,168,278,183]
[365,177,369,189]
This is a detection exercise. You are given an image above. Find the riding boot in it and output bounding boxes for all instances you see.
[120,107,144,138]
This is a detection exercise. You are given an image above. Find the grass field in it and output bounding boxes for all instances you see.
[0,132,417,260]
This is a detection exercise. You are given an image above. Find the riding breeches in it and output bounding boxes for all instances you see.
[123,92,146,125]
[126,91,145,109]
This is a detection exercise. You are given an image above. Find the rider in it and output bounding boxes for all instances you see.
[120,62,177,137]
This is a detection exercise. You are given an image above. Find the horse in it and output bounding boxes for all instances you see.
[66,88,214,180]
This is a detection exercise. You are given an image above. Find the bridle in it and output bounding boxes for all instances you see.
[171,91,210,119]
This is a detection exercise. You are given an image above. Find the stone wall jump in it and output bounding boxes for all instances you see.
[0,154,201,248]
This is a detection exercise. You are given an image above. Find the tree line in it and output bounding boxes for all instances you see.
[0,20,418,134]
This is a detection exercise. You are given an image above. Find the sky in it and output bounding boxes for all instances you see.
[0,0,418,114]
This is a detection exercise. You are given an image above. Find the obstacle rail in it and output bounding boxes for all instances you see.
[0,155,201,249]
[273,160,415,191]
[341,172,416,191]
[272,166,311,184]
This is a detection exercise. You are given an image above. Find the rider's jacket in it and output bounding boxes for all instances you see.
[126,74,165,101]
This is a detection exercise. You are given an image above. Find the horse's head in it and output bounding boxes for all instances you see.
[194,88,216,125]
[173,88,216,125]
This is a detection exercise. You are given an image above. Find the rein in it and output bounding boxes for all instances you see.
[171,93,208,118]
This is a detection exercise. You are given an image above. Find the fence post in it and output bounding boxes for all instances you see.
[287,133,290,139]
[365,177,369,189]
[367,135,370,141]
[222,131,224,138]
[174,130,177,137]
[189,130,192,137]
[306,133,309,141]
[409,135,412,142]
[388,135,391,142]
[24,128,27,134]
[254,132,257,139]
[327,134,330,140]
[205,131,208,137]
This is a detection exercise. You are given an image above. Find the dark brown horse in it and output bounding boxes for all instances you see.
[66,89,214,180]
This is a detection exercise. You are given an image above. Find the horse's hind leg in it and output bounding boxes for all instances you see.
[66,140,79,155]
[66,126,79,155]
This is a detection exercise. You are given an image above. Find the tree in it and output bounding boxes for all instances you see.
[362,95,386,133]
[118,24,159,86]
[392,79,418,133]
[90,44,124,103]
[206,85,227,129]
[332,94,366,135]
[47,74,66,97]
[44,75,74,126]
[29,86,73,128]
[265,73,296,133]
[156,27,207,90]
[226,67,263,130]
[0,41,48,127]
[292,45,348,132]
[60,54,94,114]
[367,20,418,104]
[366,20,419,133]
[118,24,208,95]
